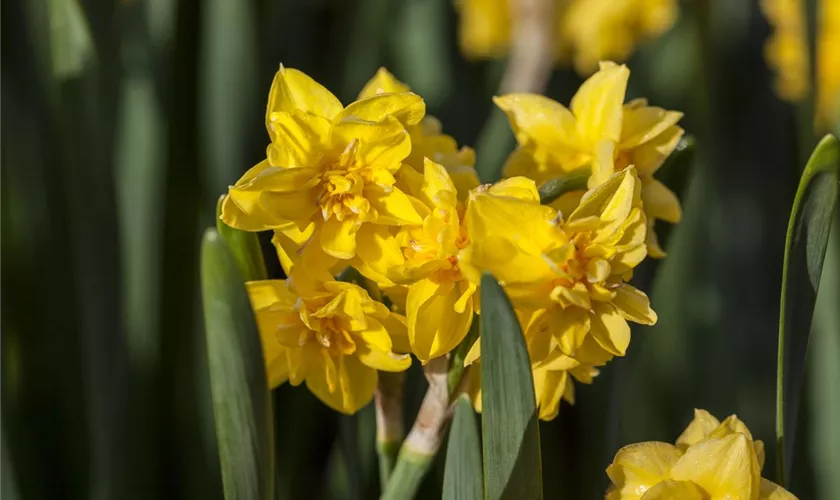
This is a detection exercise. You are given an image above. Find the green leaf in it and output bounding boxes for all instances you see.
[480,273,542,500]
[443,396,483,500]
[48,0,94,79]
[537,168,589,205]
[201,229,274,500]
[777,134,840,485]
[215,197,267,282]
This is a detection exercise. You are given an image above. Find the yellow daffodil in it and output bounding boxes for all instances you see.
[606,409,797,500]
[389,159,480,362]
[464,167,656,370]
[762,0,840,130]
[358,68,479,194]
[247,271,410,414]
[496,61,684,256]
[221,66,424,272]
[456,0,677,75]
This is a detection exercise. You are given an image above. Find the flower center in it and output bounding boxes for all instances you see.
[316,139,376,223]
[298,306,358,356]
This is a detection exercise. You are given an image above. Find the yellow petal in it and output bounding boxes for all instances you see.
[627,125,684,176]
[331,115,411,169]
[406,279,473,362]
[675,409,721,451]
[265,347,290,389]
[487,176,541,202]
[266,110,331,166]
[352,224,405,285]
[570,167,638,224]
[670,434,759,500]
[493,93,580,151]
[320,217,362,259]
[590,303,631,356]
[266,65,342,121]
[758,478,797,500]
[421,158,457,208]
[259,187,319,223]
[639,480,707,500]
[532,367,567,421]
[606,441,682,500]
[571,62,629,145]
[612,284,657,325]
[357,67,410,99]
[366,184,423,225]
[246,279,298,310]
[339,92,425,127]
[641,177,682,224]
[463,338,481,366]
[221,191,275,231]
[620,105,683,150]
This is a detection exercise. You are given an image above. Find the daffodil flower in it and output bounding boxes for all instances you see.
[496,61,684,256]
[221,66,424,270]
[606,409,797,499]
[465,167,655,372]
[247,271,410,414]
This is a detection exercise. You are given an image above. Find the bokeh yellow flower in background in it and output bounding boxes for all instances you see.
[606,409,797,499]
[762,0,840,130]
[496,61,684,257]
[247,271,411,414]
[462,167,656,419]
[456,0,678,75]
[221,66,424,272]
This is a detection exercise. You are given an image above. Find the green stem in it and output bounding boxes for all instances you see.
[380,448,435,500]
[447,318,480,397]
[376,440,401,490]
[537,168,590,205]
[374,372,405,490]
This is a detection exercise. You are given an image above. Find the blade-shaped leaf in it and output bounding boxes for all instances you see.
[201,228,274,500]
[215,197,267,282]
[777,134,840,485]
[480,273,542,500]
[443,396,483,500]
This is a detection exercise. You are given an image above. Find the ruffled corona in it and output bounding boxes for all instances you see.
[606,409,797,499]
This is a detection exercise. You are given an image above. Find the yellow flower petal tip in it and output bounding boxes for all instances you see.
[605,409,798,499]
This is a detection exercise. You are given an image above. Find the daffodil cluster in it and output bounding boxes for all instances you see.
[457,0,677,75]
[220,63,684,418]
[762,0,840,130]
[606,409,797,499]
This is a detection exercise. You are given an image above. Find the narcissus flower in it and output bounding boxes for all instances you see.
[496,61,684,256]
[221,66,424,267]
[358,68,479,193]
[391,159,480,362]
[606,409,797,499]
[456,0,677,75]
[464,168,656,372]
[247,272,410,414]
[762,0,840,130]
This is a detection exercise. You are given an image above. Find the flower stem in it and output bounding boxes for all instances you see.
[380,357,450,500]
[375,371,405,489]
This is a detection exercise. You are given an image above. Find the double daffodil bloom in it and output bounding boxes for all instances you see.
[762,0,840,130]
[496,61,684,256]
[464,167,656,370]
[606,409,797,499]
[391,159,480,362]
[221,66,423,268]
[456,0,677,75]
[358,68,479,193]
[247,271,410,414]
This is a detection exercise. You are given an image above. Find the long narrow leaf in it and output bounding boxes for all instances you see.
[480,273,542,500]
[443,396,483,500]
[201,229,274,500]
[777,134,840,485]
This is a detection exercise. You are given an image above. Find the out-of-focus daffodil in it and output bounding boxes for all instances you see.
[496,62,684,256]
[358,68,479,193]
[762,0,840,130]
[464,168,655,370]
[221,66,424,271]
[606,409,797,500]
[456,0,677,75]
[247,271,410,414]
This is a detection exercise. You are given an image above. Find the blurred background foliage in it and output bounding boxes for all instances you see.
[1,0,838,499]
